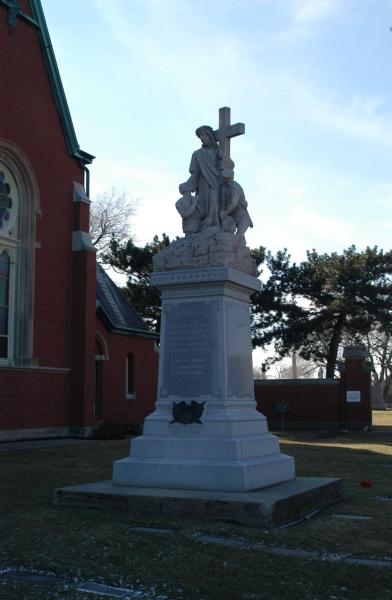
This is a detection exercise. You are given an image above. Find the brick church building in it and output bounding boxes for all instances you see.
[0,0,158,440]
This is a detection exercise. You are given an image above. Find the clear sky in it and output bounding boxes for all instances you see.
[41,0,392,261]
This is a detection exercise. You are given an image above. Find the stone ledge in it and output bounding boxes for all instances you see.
[150,266,261,292]
[255,378,339,386]
[54,476,344,528]
[152,233,257,278]
[266,421,371,431]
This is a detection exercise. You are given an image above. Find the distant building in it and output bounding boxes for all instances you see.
[0,0,158,440]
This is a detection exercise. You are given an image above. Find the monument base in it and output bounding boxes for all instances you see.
[54,477,344,528]
[112,267,295,492]
[113,450,294,493]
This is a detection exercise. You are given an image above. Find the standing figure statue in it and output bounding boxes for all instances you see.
[179,126,222,228]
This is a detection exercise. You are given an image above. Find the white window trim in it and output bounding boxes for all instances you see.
[0,142,39,367]
[0,244,17,366]
[125,353,136,400]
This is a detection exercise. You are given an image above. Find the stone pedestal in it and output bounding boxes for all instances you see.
[112,267,295,492]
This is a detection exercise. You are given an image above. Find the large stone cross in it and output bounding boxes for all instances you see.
[214,107,245,165]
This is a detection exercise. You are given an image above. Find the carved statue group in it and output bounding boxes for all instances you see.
[153,108,256,276]
[176,124,252,239]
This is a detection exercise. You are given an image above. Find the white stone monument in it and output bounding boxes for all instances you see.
[112,107,295,492]
[57,108,343,526]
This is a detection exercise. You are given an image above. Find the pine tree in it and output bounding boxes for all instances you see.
[251,246,392,377]
[103,234,171,332]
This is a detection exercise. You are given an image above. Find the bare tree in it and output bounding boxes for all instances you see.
[253,356,320,380]
[272,356,320,379]
[90,187,136,258]
[253,363,267,379]
[365,330,392,402]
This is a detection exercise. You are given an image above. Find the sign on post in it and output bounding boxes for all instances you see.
[346,391,361,403]
[276,401,289,431]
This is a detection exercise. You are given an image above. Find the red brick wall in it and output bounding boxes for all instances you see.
[95,320,159,425]
[0,368,71,429]
[0,8,92,435]
[254,357,372,430]
[69,249,96,427]
[340,357,372,430]
[0,6,160,438]
[255,380,342,429]
[0,7,84,369]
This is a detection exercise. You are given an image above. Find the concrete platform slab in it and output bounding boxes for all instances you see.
[54,476,344,528]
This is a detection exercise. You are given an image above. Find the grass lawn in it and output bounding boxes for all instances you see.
[1,412,391,599]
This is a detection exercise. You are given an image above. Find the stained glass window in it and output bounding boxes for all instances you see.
[0,250,10,359]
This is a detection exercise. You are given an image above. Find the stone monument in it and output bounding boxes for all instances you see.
[56,108,343,526]
[112,107,295,491]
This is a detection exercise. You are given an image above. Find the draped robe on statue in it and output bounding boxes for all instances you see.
[180,146,221,226]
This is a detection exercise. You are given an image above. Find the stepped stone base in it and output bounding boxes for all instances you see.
[113,406,295,492]
[54,476,344,528]
[112,268,296,493]
[55,266,344,527]
[113,452,295,493]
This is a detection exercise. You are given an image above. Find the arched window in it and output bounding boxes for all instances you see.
[0,142,38,367]
[0,163,18,365]
[126,352,135,398]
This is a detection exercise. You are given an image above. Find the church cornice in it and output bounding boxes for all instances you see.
[0,0,95,166]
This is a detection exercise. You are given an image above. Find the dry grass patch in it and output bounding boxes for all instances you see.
[372,409,392,428]
[0,433,391,599]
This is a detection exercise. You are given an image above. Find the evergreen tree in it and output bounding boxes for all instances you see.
[103,234,171,332]
[251,245,392,377]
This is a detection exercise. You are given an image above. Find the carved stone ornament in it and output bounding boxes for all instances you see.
[0,168,18,235]
[153,228,256,275]
[170,401,205,424]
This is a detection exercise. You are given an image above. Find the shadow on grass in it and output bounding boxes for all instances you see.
[276,436,392,491]
[1,438,392,600]
[372,424,392,435]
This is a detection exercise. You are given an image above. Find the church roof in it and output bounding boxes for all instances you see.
[96,264,157,339]
[0,0,94,165]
